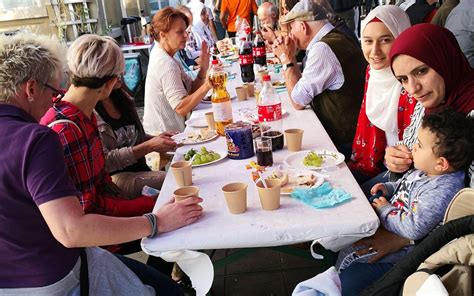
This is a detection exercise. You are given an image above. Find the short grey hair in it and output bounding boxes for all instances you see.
[67,34,124,82]
[0,33,65,103]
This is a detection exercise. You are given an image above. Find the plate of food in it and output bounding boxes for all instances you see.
[185,117,207,128]
[284,150,345,170]
[259,168,324,195]
[172,129,218,145]
[182,146,227,167]
[202,95,237,104]
[271,80,286,89]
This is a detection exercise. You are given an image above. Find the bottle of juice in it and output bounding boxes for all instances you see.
[209,60,233,135]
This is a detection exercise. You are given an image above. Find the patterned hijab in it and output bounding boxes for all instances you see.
[390,23,474,115]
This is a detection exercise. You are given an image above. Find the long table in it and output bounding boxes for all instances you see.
[141,60,379,295]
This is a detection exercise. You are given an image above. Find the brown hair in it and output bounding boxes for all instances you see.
[150,7,189,41]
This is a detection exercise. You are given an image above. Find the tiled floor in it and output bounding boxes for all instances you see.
[127,243,337,296]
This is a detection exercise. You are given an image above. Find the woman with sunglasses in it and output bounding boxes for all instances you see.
[1,32,201,296]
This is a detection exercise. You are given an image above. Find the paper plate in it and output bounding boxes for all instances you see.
[284,149,345,170]
[172,130,218,145]
[202,95,237,104]
[185,117,207,128]
[263,169,324,195]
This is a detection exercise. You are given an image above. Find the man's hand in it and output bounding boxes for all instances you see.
[261,25,277,44]
[353,227,410,263]
[155,196,203,233]
[272,35,297,64]
[385,144,413,173]
[372,196,389,210]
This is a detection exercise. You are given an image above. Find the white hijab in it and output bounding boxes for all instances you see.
[187,1,215,47]
[360,5,411,135]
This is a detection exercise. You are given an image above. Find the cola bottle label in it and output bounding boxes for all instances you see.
[258,103,282,122]
[253,47,265,57]
[239,54,254,65]
[212,101,233,121]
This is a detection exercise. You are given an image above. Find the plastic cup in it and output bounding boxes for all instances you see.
[254,137,273,167]
[205,112,215,130]
[171,161,192,187]
[222,183,248,214]
[256,179,281,211]
[173,186,200,202]
[284,129,304,151]
[235,86,248,101]
[244,83,255,97]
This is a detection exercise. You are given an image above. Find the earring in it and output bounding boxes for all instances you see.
[27,97,34,103]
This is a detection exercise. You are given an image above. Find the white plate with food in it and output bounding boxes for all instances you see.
[172,129,218,145]
[272,80,286,90]
[263,169,324,195]
[185,117,207,128]
[284,149,345,170]
[181,146,227,167]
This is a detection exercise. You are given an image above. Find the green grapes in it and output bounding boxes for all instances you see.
[303,152,324,167]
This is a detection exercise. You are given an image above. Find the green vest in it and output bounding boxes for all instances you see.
[310,29,367,145]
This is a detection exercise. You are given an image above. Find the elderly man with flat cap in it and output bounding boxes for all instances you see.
[272,0,366,157]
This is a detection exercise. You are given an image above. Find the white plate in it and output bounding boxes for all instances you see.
[272,81,286,89]
[202,96,237,104]
[172,130,218,145]
[263,169,324,195]
[181,147,227,167]
[185,117,207,128]
[284,149,345,170]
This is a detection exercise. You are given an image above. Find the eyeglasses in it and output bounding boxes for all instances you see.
[43,82,65,104]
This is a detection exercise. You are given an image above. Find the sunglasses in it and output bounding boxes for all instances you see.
[43,82,65,104]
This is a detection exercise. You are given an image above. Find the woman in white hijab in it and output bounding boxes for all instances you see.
[349,5,415,187]
[188,1,215,52]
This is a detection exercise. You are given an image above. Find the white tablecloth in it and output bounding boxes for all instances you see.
[141,61,379,295]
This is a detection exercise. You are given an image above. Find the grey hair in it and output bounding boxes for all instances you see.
[0,33,65,103]
[67,34,124,80]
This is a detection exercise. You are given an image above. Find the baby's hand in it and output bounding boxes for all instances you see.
[370,183,388,196]
[372,196,389,210]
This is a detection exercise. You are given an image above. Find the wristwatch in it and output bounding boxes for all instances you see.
[282,63,295,71]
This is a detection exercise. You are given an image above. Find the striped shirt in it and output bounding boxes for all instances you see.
[291,23,345,106]
[143,46,193,134]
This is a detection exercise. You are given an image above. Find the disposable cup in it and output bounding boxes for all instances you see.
[222,183,248,214]
[205,112,215,130]
[256,179,281,211]
[244,83,255,97]
[173,186,200,202]
[235,86,248,101]
[284,129,304,151]
[171,161,192,187]
[257,70,269,82]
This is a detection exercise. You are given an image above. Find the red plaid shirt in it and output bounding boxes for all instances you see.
[41,101,154,217]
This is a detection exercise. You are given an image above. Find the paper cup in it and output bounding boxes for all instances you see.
[171,161,192,187]
[284,129,304,151]
[235,86,248,101]
[244,83,255,97]
[173,186,200,202]
[256,179,281,211]
[205,112,215,130]
[222,183,248,214]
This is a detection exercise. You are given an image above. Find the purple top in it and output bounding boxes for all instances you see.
[0,104,80,288]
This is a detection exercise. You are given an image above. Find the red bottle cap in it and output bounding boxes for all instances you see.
[212,60,218,65]
[263,75,271,81]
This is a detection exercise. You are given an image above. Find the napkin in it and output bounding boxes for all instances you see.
[292,266,341,296]
[291,182,351,208]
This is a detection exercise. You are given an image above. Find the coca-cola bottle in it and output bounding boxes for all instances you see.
[258,75,283,151]
[253,31,266,67]
[239,36,255,83]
